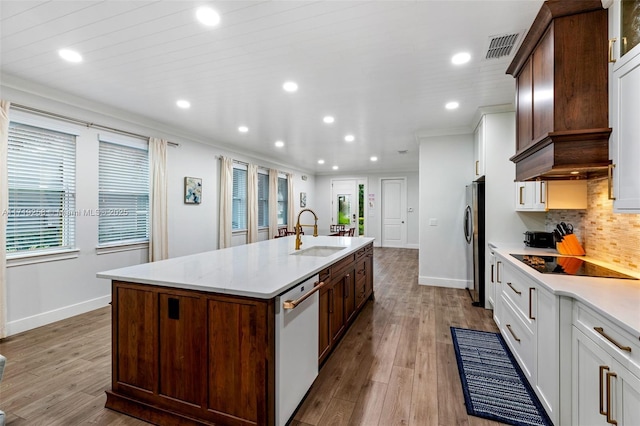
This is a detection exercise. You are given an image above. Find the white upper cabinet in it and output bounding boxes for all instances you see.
[609,0,640,212]
[474,115,486,178]
[515,180,587,211]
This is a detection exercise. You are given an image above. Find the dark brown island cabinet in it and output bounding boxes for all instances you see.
[105,242,374,426]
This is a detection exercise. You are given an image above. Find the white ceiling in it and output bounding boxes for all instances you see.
[0,1,543,174]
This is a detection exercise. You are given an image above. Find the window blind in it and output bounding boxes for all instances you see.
[258,171,269,227]
[6,122,76,254]
[277,176,288,225]
[98,140,149,245]
[233,167,248,230]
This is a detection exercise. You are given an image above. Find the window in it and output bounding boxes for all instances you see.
[6,122,76,255]
[98,137,149,245]
[232,165,247,230]
[257,171,269,228]
[277,175,288,225]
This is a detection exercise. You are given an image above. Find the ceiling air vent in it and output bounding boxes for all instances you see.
[485,33,520,59]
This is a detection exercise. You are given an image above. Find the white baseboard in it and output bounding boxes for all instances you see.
[7,295,111,336]
[405,244,419,250]
[418,276,469,289]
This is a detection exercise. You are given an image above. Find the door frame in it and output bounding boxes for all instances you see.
[380,177,407,247]
[330,178,367,236]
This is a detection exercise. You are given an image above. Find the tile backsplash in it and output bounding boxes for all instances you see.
[546,178,640,272]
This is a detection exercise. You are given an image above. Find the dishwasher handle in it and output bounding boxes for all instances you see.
[283,281,325,310]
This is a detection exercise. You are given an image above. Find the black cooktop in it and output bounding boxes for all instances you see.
[510,254,638,280]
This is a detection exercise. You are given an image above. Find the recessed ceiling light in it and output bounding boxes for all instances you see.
[238,126,249,133]
[344,134,355,142]
[370,156,378,162]
[445,101,459,110]
[318,159,325,165]
[176,100,191,109]
[283,81,298,92]
[58,49,82,63]
[196,6,221,26]
[332,165,339,170]
[451,52,471,65]
[323,116,335,124]
[274,140,285,148]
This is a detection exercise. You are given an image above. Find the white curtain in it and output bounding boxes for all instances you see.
[287,172,295,232]
[149,137,168,262]
[0,100,10,339]
[247,164,258,243]
[268,169,278,238]
[219,156,233,249]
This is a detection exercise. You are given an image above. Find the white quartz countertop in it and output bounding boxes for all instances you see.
[489,242,640,338]
[97,235,374,299]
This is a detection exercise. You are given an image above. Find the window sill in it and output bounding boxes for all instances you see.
[96,242,149,255]
[7,249,80,267]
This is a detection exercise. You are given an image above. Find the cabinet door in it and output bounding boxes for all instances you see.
[572,327,611,426]
[330,276,345,344]
[532,181,547,211]
[158,293,207,406]
[474,116,486,177]
[343,265,357,323]
[533,285,558,423]
[516,57,533,152]
[488,251,496,310]
[493,257,503,327]
[318,283,331,364]
[613,359,640,426]
[515,182,531,210]
[365,249,374,299]
[611,52,640,212]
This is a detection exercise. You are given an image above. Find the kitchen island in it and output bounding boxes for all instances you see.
[97,235,375,426]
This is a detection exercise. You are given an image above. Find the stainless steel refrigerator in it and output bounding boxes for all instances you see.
[464,179,485,307]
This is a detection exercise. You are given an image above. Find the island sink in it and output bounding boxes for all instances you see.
[290,246,346,257]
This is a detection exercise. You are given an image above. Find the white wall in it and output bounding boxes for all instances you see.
[2,84,315,335]
[483,111,545,306]
[314,172,419,248]
[418,134,473,288]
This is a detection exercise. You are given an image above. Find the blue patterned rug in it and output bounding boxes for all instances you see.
[450,327,553,426]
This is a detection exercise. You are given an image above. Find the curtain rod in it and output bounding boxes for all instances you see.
[11,103,180,147]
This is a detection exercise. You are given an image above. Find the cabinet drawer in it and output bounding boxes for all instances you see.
[500,294,535,380]
[318,267,331,284]
[331,253,355,275]
[501,263,535,332]
[573,302,640,375]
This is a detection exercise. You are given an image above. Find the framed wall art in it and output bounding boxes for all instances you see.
[184,177,202,204]
[300,192,307,208]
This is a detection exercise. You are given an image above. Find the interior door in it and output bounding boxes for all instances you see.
[381,178,407,247]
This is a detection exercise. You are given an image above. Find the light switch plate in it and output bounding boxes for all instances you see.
[429,218,438,226]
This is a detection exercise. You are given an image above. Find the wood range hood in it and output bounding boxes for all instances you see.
[507,0,611,182]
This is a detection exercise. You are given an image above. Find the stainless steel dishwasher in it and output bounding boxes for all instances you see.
[275,274,322,426]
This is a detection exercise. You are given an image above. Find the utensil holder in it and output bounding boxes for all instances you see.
[556,234,586,256]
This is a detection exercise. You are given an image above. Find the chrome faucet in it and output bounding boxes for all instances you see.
[295,208,318,250]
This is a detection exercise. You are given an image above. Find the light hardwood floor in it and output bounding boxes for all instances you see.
[0,247,502,425]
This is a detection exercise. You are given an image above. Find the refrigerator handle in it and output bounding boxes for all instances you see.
[464,205,472,243]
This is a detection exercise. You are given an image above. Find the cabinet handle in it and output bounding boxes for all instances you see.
[519,185,525,205]
[606,371,618,425]
[496,261,502,283]
[609,38,617,63]
[491,264,495,283]
[283,281,325,310]
[539,181,545,204]
[507,282,522,295]
[599,365,609,416]
[594,327,632,352]
[506,324,520,342]
[475,160,479,176]
[528,287,535,320]
[608,164,616,200]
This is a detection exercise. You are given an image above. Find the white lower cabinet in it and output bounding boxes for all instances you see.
[572,302,640,426]
[495,254,559,424]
